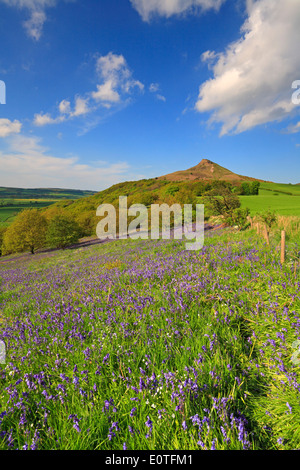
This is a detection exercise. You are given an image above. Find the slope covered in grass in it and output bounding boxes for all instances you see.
[0,230,300,450]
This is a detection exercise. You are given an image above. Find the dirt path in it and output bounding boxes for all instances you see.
[0,223,220,266]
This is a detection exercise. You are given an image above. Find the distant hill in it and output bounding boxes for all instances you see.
[43,158,264,225]
[0,187,97,199]
[159,159,266,183]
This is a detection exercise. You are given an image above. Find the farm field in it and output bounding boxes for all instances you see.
[240,194,300,216]
[0,201,60,227]
[0,228,300,450]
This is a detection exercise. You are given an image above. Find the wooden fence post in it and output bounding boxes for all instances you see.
[264,224,270,246]
[281,230,286,265]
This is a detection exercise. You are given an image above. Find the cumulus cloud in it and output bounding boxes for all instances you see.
[195,0,300,135]
[92,52,144,106]
[0,134,137,190]
[130,0,226,21]
[0,0,70,40]
[34,112,65,126]
[0,119,22,138]
[34,52,144,127]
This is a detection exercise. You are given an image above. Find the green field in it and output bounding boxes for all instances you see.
[0,200,59,227]
[240,193,300,216]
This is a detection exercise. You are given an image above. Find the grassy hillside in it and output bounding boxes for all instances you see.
[0,228,300,449]
[0,187,96,199]
[159,159,265,183]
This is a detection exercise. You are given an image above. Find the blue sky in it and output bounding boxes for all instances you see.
[0,0,300,190]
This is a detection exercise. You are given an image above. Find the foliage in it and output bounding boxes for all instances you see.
[225,207,250,230]
[165,185,180,197]
[203,186,241,217]
[0,226,6,256]
[259,210,277,230]
[2,208,47,255]
[46,214,81,249]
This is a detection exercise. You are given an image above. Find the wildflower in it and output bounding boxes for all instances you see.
[286,402,292,414]
[145,416,153,438]
[103,354,110,364]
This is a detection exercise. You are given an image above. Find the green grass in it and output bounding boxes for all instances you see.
[240,194,300,216]
[260,182,300,195]
[1,228,300,450]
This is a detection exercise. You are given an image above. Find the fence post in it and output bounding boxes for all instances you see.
[281,230,286,265]
[264,224,269,246]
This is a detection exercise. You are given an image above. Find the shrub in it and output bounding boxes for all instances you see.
[226,208,250,230]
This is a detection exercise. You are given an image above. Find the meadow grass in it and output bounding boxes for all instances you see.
[240,194,300,216]
[0,229,300,450]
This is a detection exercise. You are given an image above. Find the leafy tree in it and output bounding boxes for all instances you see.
[241,182,251,195]
[75,210,98,237]
[46,214,81,249]
[2,209,47,255]
[0,226,7,256]
[203,186,240,217]
[250,181,260,195]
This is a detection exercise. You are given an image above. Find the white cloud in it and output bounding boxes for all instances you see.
[34,52,144,127]
[0,134,137,190]
[286,121,300,134]
[71,96,90,117]
[92,80,121,104]
[195,0,300,135]
[34,112,65,126]
[149,83,160,93]
[149,82,166,102]
[0,119,22,138]
[23,10,46,40]
[58,99,71,114]
[93,52,144,105]
[0,0,71,40]
[130,0,226,21]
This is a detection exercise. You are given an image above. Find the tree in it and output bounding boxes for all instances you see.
[241,182,251,195]
[250,181,260,195]
[2,209,47,255]
[46,214,81,249]
[203,186,240,218]
[75,210,98,237]
[0,226,7,256]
